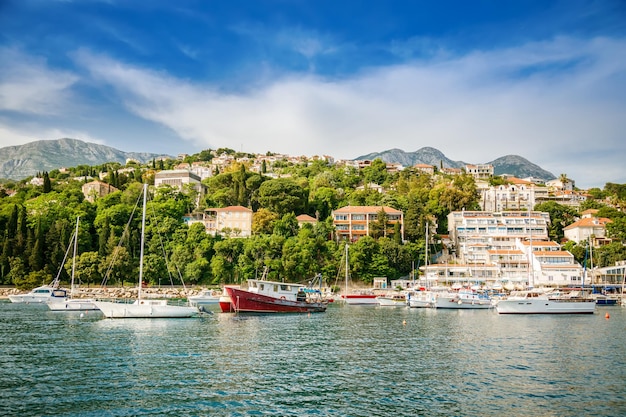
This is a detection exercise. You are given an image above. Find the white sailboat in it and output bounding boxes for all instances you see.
[93,184,198,318]
[340,243,379,305]
[48,217,99,311]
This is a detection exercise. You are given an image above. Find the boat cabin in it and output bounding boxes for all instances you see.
[247,279,319,302]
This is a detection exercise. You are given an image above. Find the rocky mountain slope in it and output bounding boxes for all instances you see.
[0,138,170,180]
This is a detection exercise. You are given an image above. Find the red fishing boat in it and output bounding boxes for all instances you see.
[224,277,327,313]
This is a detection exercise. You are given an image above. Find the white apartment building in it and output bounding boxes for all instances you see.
[477,178,549,212]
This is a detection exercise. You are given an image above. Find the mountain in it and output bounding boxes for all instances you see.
[486,154,556,180]
[0,138,172,180]
[355,147,556,181]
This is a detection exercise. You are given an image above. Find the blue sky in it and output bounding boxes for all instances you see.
[1,0,625,188]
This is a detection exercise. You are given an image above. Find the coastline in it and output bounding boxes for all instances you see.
[0,286,215,300]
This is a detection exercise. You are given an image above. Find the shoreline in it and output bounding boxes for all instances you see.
[0,286,216,300]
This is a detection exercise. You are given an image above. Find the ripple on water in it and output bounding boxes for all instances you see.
[1,301,626,416]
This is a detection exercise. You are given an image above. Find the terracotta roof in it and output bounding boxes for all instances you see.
[333,205,402,214]
[564,217,612,230]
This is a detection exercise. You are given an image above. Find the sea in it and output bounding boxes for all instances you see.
[1,300,625,417]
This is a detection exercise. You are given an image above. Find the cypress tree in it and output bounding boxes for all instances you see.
[43,171,52,193]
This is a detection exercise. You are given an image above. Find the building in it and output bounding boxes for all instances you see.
[332,205,404,241]
[81,180,119,203]
[154,170,203,192]
[296,214,317,228]
[185,206,253,237]
[563,209,612,245]
[478,177,549,212]
[464,164,494,180]
[442,210,584,287]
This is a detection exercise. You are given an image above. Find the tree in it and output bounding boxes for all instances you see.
[258,178,307,216]
[43,171,52,193]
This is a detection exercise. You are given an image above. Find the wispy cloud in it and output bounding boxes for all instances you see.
[0,48,78,115]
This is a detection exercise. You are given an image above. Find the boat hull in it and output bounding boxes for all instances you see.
[376,297,406,307]
[496,299,596,314]
[94,300,198,318]
[435,292,493,309]
[9,286,67,304]
[48,299,99,311]
[226,287,327,313]
[341,294,379,305]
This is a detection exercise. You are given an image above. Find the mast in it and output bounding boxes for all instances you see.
[528,208,534,288]
[70,216,79,296]
[345,243,349,295]
[138,183,147,301]
[425,222,429,283]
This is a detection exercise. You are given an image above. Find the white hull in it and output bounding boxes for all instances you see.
[188,292,221,307]
[496,299,596,314]
[376,297,406,307]
[407,291,435,308]
[48,299,99,311]
[9,286,67,304]
[342,295,380,305]
[435,291,493,309]
[94,300,198,318]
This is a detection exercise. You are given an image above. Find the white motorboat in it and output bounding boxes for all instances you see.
[94,184,198,319]
[9,286,68,304]
[188,289,221,311]
[434,289,493,309]
[407,290,435,308]
[495,288,596,314]
[376,293,406,307]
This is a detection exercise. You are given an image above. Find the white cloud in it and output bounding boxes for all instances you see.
[0,48,79,115]
[0,123,106,148]
[72,36,626,187]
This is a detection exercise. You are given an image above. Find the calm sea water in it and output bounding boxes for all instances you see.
[1,300,625,417]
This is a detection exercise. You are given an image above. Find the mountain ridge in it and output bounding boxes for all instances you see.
[355,148,556,181]
[0,138,171,180]
[0,138,556,182]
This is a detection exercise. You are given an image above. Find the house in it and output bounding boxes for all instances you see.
[185,206,253,237]
[563,209,612,245]
[82,180,119,203]
[414,164,435,175]
[464,164,494,180]
[154,170,205,195]
[296,214,317,228]
[332,205,404,241]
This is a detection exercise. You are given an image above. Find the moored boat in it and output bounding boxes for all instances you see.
[47,217,99,312]
[495,288,596,314]
[341,291,380,305]
[434,289,493,309]
[376,292,406,307]
[225,278,327,313]
[188,289,221,311]
[9,286,68,304]
[406,289,435,308]
[93,184,198,319]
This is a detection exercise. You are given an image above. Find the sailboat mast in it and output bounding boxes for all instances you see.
[138,183,147,301]
[345,243,349,295]
[71,216,79,296]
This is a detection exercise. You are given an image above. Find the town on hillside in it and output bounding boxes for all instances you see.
[1,148,625,291]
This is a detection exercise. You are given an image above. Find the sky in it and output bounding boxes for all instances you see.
[1,0,625,189]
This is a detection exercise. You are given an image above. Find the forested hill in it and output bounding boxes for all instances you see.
[0,138,170,180]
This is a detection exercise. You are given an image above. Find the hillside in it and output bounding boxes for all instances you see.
[355,147,555,181]
[0,138,171,180]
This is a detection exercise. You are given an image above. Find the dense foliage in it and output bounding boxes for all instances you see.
[1,154,625,290]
